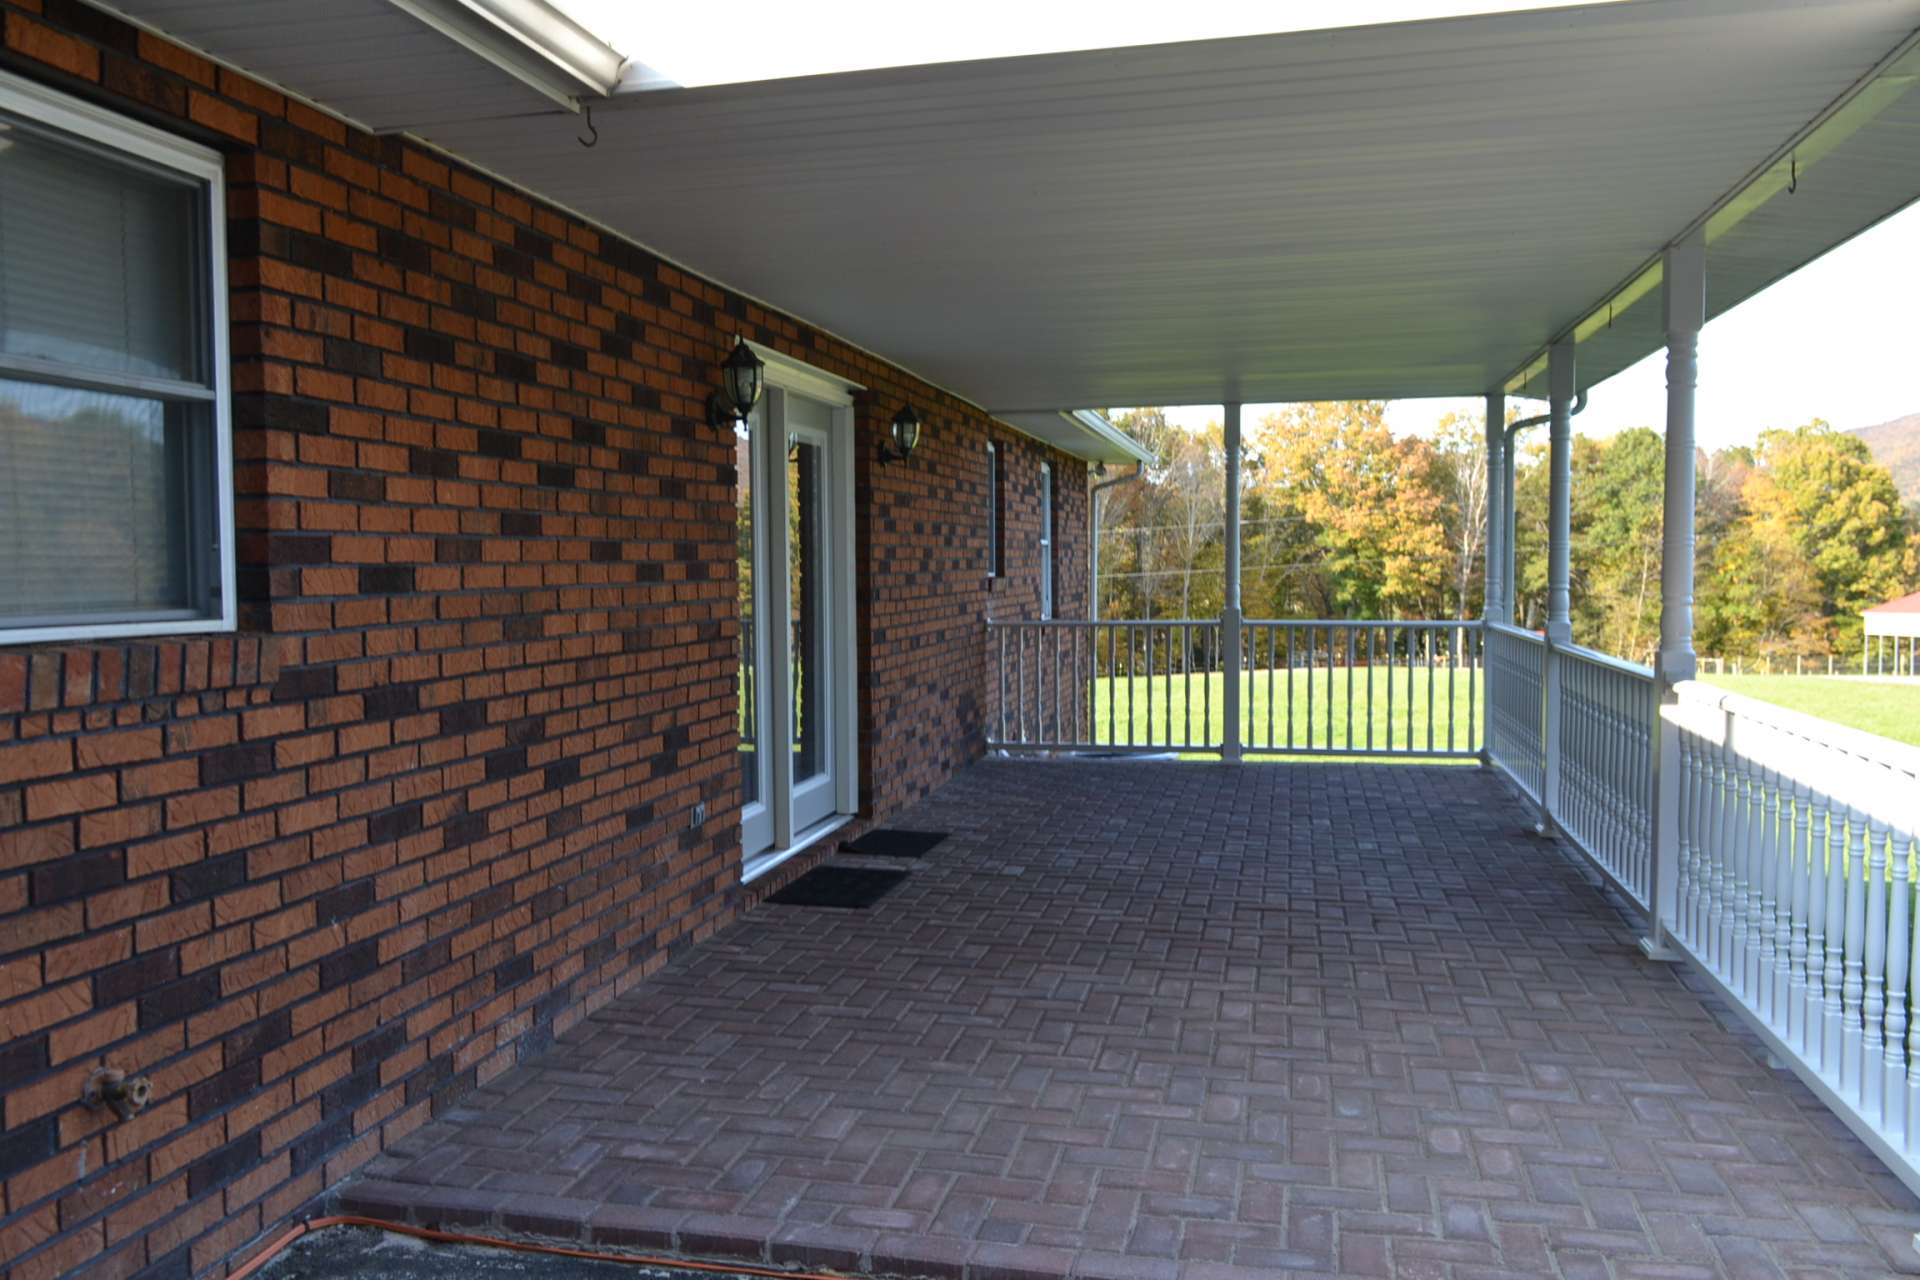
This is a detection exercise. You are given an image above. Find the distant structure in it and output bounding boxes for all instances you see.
[1864,589,1920,675]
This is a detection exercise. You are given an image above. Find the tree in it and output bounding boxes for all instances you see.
[1429,411,1488,620]
[1747,421,1910,651]
[1577,427,1666,662]
[1252,402,1448,619]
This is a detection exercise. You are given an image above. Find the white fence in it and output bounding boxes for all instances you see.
[986,618,1481,757]
[989,619,1223,753]
[1486,623,1546,802]
[1665,682,1920,1182]
[1557,645,1657,907]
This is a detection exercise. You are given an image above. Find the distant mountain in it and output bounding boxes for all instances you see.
[1851,414,1920,507]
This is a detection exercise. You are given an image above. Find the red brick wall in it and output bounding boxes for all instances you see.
[0,4,1088,1277]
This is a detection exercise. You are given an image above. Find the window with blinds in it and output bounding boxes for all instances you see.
[0,72,232,644]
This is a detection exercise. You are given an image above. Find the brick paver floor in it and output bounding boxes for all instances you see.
[340,761,1920,1278]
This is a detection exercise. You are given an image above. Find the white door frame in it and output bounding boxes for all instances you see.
[738,403,773,856]
[740,345,861,882]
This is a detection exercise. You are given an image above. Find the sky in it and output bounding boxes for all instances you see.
[551,0,1919,451]
[554,1,1618,89]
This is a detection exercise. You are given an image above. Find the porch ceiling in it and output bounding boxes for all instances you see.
[103,0,1920,413]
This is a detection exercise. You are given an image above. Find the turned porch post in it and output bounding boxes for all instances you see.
[1645,231,1706,960]
[1541,340,1575,819]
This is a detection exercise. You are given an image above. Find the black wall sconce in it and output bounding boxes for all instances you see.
[705,338,765,427]
[879,404,922,463]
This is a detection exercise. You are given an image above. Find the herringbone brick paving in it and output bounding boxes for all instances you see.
[340,762,1920,1278]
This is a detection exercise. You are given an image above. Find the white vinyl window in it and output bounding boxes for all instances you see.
[985,441,1001,578]
[0,71,234,645]
[1039,461,1054,619]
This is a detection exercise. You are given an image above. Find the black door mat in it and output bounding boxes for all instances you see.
[767,865,908,909]
[839,828,950,859]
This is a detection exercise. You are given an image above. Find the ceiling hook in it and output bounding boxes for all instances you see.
[578,102,599,149]
[1788,152,1797,195]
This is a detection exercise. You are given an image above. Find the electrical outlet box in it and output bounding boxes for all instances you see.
[691,800,707,828]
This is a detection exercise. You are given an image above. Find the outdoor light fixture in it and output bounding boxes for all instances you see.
[706,338,765,427]
[880,404,923,463]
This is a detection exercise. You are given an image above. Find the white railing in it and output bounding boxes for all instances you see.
[986,618,1481,757]
[1665,682,1920,1187]
[1234,620,1482,757]
[1485,623,1546,801]
[990,619,1224,753]
[1557,644,1657,907]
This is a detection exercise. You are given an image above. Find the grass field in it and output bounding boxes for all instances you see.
[1701,674,1920,748]
[1062,667,1485,757]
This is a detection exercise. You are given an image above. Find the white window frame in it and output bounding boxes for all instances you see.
[0,70,236,646]
[985,442,1000,578]
[1039,461,1054,619]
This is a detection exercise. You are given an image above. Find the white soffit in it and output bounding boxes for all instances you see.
[998,412,1154,466]
[94,0,542,129]
[102,0,1920,413]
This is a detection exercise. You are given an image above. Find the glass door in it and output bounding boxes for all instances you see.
[786,401,835,832]
[736,381,848,869]
[736,406,772,857]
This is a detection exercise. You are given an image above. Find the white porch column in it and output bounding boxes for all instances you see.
[1541,340,1574,821]
[1484,391,1507,625]
[1221,402,1243,762]
[1646,232,1706,961]
[1545,340,1576,645]
[1657,232,1705,686]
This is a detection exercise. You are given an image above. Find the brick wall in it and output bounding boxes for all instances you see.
[0,3,1088,1277]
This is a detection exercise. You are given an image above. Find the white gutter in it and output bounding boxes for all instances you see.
[994,409,1154,467]
[386,0,626,108]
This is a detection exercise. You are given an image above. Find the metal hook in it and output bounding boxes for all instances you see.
[578,103,598,149]
[1788,152,1797,195]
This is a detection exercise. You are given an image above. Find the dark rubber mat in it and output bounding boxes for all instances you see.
[839,828,950,859]
[766,865,908,909]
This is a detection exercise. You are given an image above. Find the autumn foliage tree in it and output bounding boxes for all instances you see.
[1096,407,1914,658]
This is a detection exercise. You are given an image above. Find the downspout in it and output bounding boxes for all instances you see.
[1502,387,1586,627]
[1090,464,1142,621]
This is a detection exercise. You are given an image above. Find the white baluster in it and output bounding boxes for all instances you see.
[1904,810,1920,1158]
[1843,797,1869,1103]
[1728,747,1754,996]
[1882,785,1909,1144]
[1720,740,1735,971]
[1679,728,1699,946]
[1691,726,1712,952]
[1804,775,1828,1068]
[1824,778,1847,1080]
[1771,759,1796,1033]
[1788,774,1812,1054]
[1864,803,1891,1122]
[1755,760,1780,1026]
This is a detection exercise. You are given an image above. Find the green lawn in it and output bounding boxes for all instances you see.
[1701,674,1920,748]
[1073,667,1485,757]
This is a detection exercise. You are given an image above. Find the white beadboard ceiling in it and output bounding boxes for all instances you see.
[99,0,1920,415]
